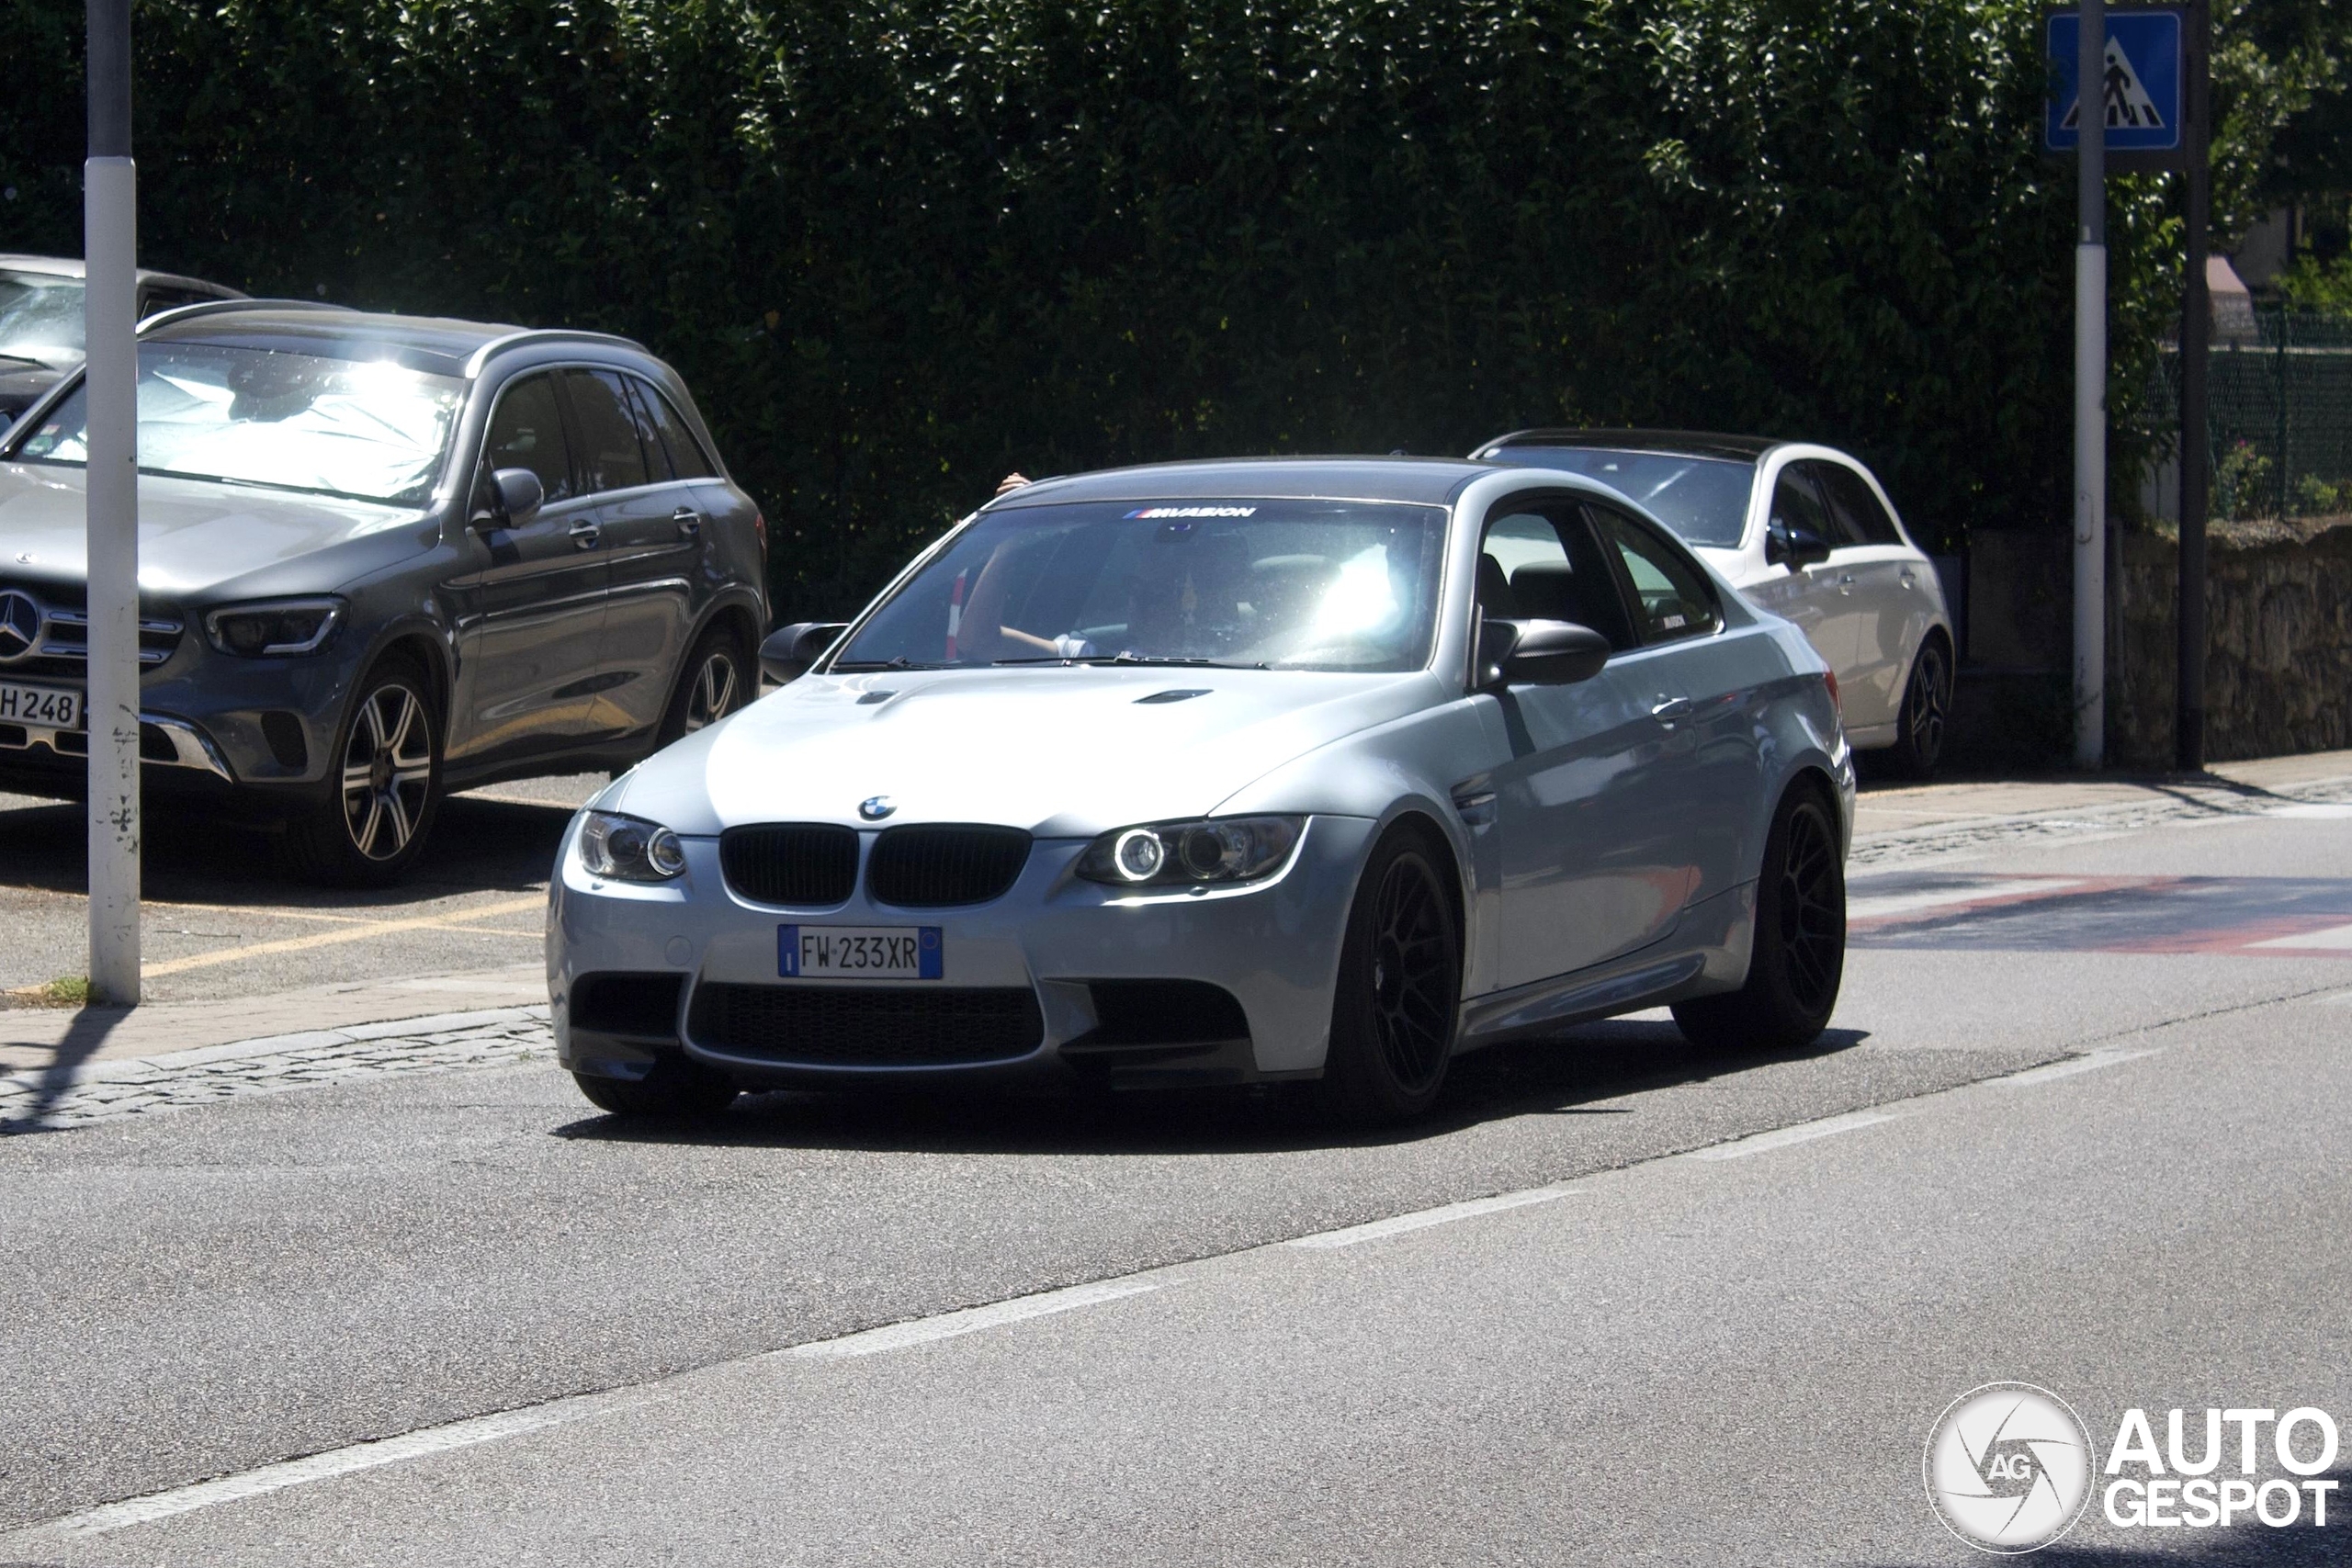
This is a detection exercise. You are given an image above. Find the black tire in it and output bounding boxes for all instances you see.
[1884,636,1952,779]
[1673,786,1845,1055]
[571,1055,740,1119]
[284,657,443,887]
[1319,829,1463,1126]
[657,621,752,749]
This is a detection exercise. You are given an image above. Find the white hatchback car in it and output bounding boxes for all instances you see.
[1475,431,1955,775]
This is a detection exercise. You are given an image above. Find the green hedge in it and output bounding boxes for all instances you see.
[0,0,2175,621]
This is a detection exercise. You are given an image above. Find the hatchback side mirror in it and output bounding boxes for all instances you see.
[1476,618,1611,691]
[1766,521,1831,571]
[475,467,544,528]
[760,621,850,683]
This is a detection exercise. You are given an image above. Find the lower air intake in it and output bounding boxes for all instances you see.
[687,983,1044,1066]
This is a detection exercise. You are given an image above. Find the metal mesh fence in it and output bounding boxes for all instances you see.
[2152,308,2352,521]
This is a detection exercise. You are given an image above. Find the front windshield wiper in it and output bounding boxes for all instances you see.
[138,468,413,505]
[830,656,948,672]
[0,351,51,370]
[1071,653,1268,670]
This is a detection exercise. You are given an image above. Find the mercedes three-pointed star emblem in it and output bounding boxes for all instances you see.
[0,589,43,664]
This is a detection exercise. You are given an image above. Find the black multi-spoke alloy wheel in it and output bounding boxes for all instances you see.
[657,623,752,749]
[572,1055,740,1120]
[1672,786,1846,1055]
[285,658,444,887]
[1321,830,1462,1125]
[1886,637,1952,779]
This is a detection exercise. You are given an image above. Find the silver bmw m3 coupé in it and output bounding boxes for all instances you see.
[548,457,1854,1124]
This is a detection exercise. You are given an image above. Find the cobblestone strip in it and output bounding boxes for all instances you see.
[1851,775,2352,870]
[0,1006,554,1134]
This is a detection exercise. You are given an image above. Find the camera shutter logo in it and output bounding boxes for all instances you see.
[0,589,43,664]
[1925,1382,2095,1553]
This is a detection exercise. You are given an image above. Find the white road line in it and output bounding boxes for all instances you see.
[2249,921,2352,952]
[2268,803,2352,819]
[1685,1109,1900,1161]
[1995,1047,2161,1086]
[1285,1186,1577,1249]
[782,1278,1163,1359]
[27,1393,647,1540]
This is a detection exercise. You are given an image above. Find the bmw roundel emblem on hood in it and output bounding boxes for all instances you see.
[858,795,897,821]
[0,589,42,664]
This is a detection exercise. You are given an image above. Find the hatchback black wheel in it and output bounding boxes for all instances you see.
[1886,637,1951,779]
[572,1055,739,1120]
[285,659,443,886]
[658,623,751,748]
[1321,831,1462,1125]
[1672,786,1845,1055]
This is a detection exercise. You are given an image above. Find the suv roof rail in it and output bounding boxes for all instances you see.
[137,298,358,334]
[465,327,649,378]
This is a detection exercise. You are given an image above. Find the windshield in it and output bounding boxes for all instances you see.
[1493,446,1756,547]
[836,499,1450,672]
[9,342,464,505]
[0,269,87,368]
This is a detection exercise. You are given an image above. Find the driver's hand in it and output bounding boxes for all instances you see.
[994,472,1032,496]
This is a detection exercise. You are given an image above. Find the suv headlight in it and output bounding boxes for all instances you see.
[578,810,688,882]
[204,596,345,657]
[1075,816,1302,887]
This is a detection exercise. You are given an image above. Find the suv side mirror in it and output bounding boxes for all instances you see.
[1766,521,1831,570]
[1476,618,1611,691]
[474,468,544,529]
[760,621,850,683]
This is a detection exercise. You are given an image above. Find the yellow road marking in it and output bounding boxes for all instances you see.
[140,896,546,978]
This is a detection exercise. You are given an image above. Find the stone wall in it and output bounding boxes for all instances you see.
[2111,521,2352,767]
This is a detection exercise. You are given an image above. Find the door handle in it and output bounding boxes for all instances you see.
[672,506,703,538]
[1650,695,1693,724]
[569,520,601,550]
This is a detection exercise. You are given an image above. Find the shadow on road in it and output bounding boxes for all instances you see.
[0,794,574,909]
[552,1021,1873,1156]
[0,1005,124,1134]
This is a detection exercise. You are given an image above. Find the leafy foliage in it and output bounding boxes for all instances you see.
[0,1,2177,618]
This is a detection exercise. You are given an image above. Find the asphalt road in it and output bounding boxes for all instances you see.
[2,800,2349,1562]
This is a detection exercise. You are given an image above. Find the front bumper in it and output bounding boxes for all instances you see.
[546,814,1379,1089]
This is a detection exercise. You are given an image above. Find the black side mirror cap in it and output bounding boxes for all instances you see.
[760,622,850,683]
[1766,522,1831,570]
[1476,618,1611,690]
[474,467,544,528]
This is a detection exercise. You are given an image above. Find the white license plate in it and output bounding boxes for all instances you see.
[0,682,82,729]
[778,925,943,980]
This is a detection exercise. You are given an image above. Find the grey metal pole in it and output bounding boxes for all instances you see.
[2177,1,2209,772]
[85,0,141,1005]
[2073,0,2107,771]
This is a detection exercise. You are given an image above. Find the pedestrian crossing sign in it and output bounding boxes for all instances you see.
[2045,9,2184,155]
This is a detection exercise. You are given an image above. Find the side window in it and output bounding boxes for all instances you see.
[1590,505,1720,645]
[1769,465,1838,547]
[630,379,718,480]
[138,288,211,320]
[482,373,574,505]
[563,368,650,495]
[1478,504,1636,650]
[618,379,673,483]
[1815,462,1904,547]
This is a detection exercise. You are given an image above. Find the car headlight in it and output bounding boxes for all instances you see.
[578,810,688,882]
[1075,816,1303,887]
[203,597,345,657]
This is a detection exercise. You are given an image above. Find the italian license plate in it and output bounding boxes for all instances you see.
[779,925,943,980]
[0,682,82,729]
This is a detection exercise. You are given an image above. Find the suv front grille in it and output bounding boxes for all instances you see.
[720,824,858,907]
[865,825,1032,908]
[687,983,1043,1066]
[0,578,182,672]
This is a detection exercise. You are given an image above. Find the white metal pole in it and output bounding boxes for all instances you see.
[85,0,141,1005]
[2074,0,2107,771]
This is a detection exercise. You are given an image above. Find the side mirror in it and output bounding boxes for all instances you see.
[759,621,850,683]
[1766,521,1831,571]
[475,467,544,528]
[1476,618,1611,691]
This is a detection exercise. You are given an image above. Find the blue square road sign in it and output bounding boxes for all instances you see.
[2045,9,2184,154]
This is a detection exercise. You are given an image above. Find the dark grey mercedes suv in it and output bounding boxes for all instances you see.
[0,301,768,883]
